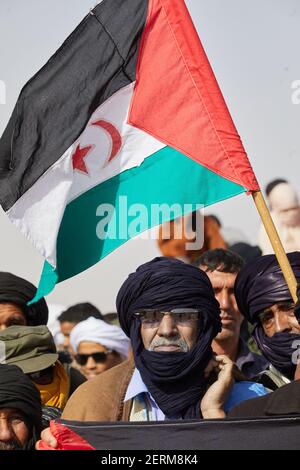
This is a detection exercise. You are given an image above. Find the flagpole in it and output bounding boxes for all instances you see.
[252,190,298,303]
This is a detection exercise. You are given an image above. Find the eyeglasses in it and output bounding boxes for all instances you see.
[75,350,113,366]
[133,308,201,328]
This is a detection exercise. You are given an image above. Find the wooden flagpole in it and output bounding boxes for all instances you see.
[252,190,298,303]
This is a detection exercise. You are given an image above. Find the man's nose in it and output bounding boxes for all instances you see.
[157,314,178,337]
[217,291,231,312]
[274,312,292,334]
[0,420,14,442]
[85,356,97,370]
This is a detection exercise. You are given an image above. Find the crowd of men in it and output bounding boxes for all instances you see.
[0,177,299,450]
[0,242,300,449]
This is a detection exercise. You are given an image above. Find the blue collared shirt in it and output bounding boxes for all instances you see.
[125,368,268,420]
[125,368,167,420]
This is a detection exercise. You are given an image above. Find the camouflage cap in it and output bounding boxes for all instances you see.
[0,325,58,374]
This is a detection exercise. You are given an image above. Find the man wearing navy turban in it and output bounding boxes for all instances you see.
[0,272,48,328]
[235,252,300,389]
[116,256,223,418]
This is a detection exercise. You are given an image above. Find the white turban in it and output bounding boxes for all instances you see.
[70,317,130,358]
[259,183,300,254]
[269,182,299,214]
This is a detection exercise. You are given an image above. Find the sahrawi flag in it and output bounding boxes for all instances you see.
[0,0,259,301]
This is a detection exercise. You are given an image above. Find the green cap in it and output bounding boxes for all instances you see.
[0,325,58,374]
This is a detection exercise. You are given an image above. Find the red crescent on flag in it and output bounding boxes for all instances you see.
[91,119,122,164]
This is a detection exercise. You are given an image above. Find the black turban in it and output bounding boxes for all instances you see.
[0,364,42,449]
[235,252,300,380]
[117,257,221,419]
[0,272,48,326]
[234,252,300,324]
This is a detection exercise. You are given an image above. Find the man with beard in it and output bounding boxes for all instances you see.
[0,272,48,329]
[233,252,300,390]
[0,364,42,450]
[195,249,268,378]
[37,258,267,448]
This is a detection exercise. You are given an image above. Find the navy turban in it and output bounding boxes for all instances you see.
[0,272,48,326]
[117,257,221,419]
[235,252,300,380]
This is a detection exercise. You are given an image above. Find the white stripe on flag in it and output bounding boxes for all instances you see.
[7,82,166,267]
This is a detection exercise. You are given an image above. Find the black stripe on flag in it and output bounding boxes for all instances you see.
[0,0,148,211]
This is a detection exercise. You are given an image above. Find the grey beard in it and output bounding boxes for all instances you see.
[148,336,189,352]
[0,439,22,450]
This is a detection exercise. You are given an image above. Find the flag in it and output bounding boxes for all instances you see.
[38,417,300,450]
[0,0,259,300]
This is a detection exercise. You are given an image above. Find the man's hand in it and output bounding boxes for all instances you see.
[201,355,236,419]
[35,427,58,450]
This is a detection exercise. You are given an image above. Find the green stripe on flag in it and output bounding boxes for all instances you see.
[32,146,245,302]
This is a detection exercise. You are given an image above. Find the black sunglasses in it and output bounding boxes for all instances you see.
[27,365,55,381]
[75,350,113,366]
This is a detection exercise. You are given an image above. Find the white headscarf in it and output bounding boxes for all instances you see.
[259,183,300,255]
[269,183,300,227]
[70,317,130,358]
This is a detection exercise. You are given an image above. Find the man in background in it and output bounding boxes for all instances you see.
[258,179,300,254]
[0,272,48,330]
[70,317,130,380]
[194,249,268,378]
[58,302,105,353]
[158,213,227,263]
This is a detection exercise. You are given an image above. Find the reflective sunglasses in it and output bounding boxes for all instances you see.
[133,308,201,328]
[75,350,113,366]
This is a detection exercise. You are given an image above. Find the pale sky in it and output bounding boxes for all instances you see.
[0,0,299,312]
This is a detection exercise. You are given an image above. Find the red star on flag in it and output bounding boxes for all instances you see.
[72,144,93,175]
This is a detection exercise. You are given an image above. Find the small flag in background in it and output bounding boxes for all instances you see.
[0,0,259,301]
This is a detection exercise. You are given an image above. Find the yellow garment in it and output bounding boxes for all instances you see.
[34,361,69,409]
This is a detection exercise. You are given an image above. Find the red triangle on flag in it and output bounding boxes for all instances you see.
[129,0,259,191]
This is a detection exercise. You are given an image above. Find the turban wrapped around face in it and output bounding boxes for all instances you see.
[235,252,300,379]
[117,257,221,418]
